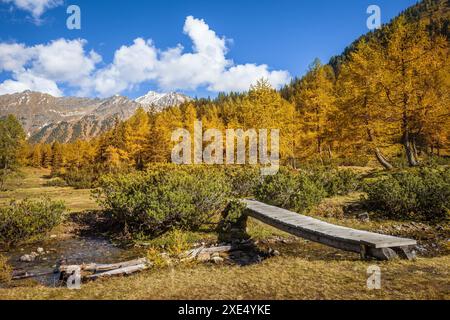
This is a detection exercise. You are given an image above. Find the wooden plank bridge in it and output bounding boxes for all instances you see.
[243,200,417,260]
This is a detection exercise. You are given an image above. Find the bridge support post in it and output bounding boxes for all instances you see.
[366,247,399,260]
[217,201,250,243]
[362,245,416,261]
[393,246,416,260]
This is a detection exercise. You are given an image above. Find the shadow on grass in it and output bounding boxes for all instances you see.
[68,210,120,239]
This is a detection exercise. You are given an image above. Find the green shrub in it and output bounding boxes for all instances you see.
[308,167,361,196]
[390,154,410,169]
[44,177,68,187]
[332,155,371,167]
[422,155,450,167]
[364,168,450,220]
[62,167,99,189]
[255,167,326,214]
[93,165,231,238]
[223,166,261,197]
[0,198,66,247]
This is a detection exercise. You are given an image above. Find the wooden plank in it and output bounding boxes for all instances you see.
[360,239,418,249]
[243,199,417,260]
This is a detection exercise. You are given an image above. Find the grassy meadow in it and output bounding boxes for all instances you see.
[0,168,98,213]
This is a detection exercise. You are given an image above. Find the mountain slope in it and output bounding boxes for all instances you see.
[0,91,101,136]
[28,95,141,144]
[0,90,191,144]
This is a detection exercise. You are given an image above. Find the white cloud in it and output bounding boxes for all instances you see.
[0,39,101,96]
[0,71,61,96]
[92,38,158,96]
[153,16,230,91]
[90,16,290,96]
[207,64,291,92]
[0,16,291,97]
[0,43,33,72]
[32,39,101,85]
[2,0,62,20]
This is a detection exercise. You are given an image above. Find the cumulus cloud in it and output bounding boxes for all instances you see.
[0,43,33,72]
[2,0,63,20]
[0,39,101,96]
[33,39,101,85]
[208,64,291,92]
[90,16,290,96]
[153,16,230,91]
[0,16,291,97]
[92,38,158,97]
[0,71,62,96]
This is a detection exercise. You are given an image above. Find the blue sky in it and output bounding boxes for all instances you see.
[0,0,418,98]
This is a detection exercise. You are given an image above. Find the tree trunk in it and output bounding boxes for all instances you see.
[375,148,393,170]
[292,157,297,169]
[0,162,8,191]
[404,141,418,166]
[412,138,419,160]
[327,145,333,160]
[401,97,418,167]
[365,124,393,170]
[318,141,324,165]
[403,131,419,167]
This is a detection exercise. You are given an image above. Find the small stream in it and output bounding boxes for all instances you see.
[5,237,143,287]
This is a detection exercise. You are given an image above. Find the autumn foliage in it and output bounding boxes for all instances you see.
[12,3,450,184]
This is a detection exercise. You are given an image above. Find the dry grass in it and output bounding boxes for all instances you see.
[0,168,98,212]
[1,242,449,300]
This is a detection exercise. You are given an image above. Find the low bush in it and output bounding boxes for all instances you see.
[44,177,68,187]
[332,155,371,167]
[163,229,191,256]
[146,248,170,268]
[62,167,99,189]
[255,167,326,214]
[364,168,450,220]
[0,198,66,247]
[142,229,191,264]
[93,165,231,238]
[223,166,261,197]
[308,167,361,196]
[422,155,450,167]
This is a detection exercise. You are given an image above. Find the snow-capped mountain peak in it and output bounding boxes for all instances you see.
[135,91,191,110]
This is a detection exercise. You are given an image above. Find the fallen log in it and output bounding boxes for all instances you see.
[181,243,255,261]
[59,258,148,273]
[200,245,234,254]
[83,264,148,280]
[59,257,150,283]
[180,246,205,260]
[12,270,56,281]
